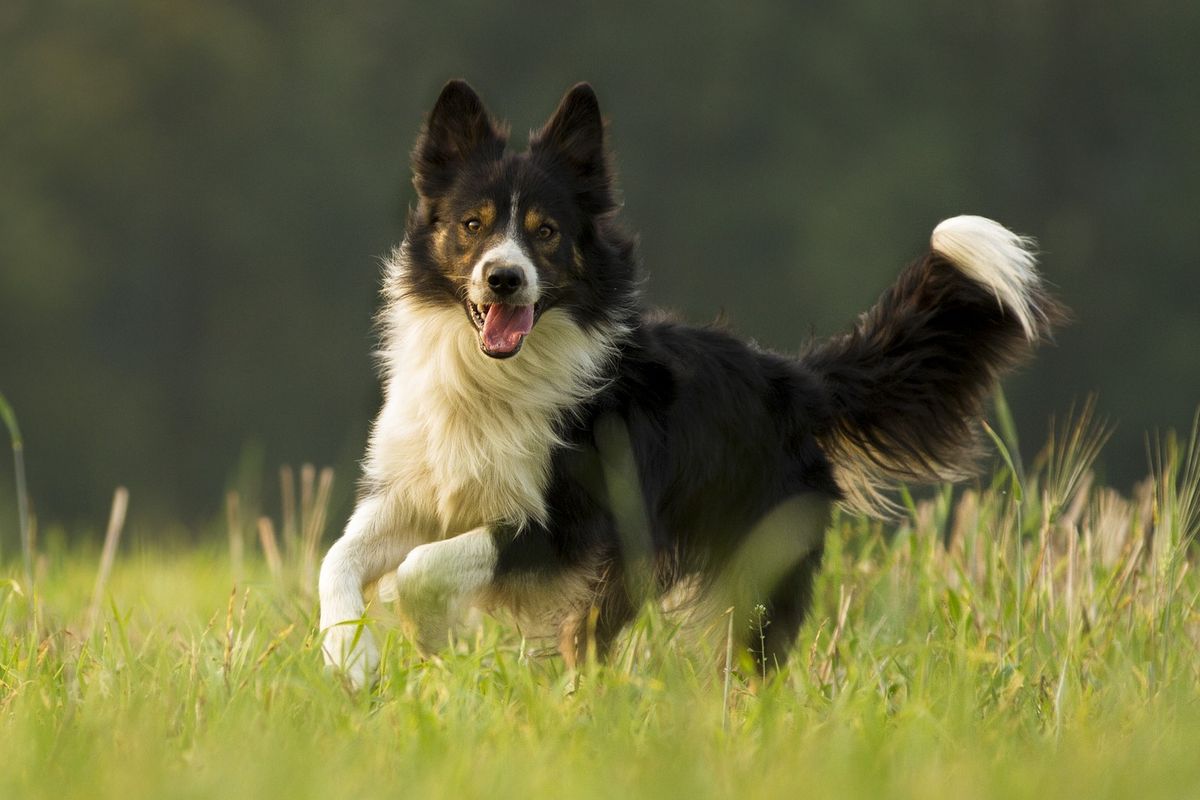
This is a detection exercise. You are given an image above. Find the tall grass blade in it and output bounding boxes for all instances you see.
[1043,395,1113,519]
[225,490,245,583]
[301,467,334,594]
[722,606,734,733]
[84,487,129,640]
[992,387,1025,487]
[280,464,298,559]
[257,516,284,583]
[0,391,32,587]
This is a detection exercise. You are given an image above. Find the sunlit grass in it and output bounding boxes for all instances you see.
[2,417,1199,800]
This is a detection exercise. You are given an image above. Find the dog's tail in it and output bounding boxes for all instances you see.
[802,215,1066,515]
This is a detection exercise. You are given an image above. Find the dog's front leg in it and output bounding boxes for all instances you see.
[318,492,410,688]
[377,527,498,653]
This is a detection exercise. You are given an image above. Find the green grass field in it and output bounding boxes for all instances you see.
[2,406,1199,799]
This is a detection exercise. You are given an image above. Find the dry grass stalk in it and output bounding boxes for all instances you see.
[1060,471,1094,531]
[222,586,236,692]
[253,623,296,672]
[818,585,854,690]
[1043,396,1112,517]
[300,467,334,592]
[721,606,734,733]
[1066,519,1080,640]
[1025,495,1054,617]
[225,490,244,582]
[257,517,284,582]
[280,464,298,558]
[299,463,316,544]
[84,486,129,640]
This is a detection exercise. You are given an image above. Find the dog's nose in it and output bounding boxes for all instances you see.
[485,264,525,297]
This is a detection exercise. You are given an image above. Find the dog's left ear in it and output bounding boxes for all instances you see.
[532,83,616,213]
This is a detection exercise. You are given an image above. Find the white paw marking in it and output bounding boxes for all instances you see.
[321,621,379,690]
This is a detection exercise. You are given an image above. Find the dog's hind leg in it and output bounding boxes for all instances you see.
[318,491,412,688]
[557,573,637,670]
[746,544,825,671]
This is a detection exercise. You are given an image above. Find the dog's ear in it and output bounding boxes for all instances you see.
[412,80,506,199]
[532,83,616,213]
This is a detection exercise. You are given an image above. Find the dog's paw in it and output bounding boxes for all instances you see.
[321,621,380,690]
[386,545,454,652]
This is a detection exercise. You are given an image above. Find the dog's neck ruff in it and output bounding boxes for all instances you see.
[368,255,622,535]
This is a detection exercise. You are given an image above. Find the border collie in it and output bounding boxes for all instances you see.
[319,80,1062,688]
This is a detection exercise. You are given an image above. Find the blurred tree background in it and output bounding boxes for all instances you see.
[1,0,1197,536]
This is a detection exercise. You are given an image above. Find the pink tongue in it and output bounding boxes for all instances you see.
[482,304,534,354]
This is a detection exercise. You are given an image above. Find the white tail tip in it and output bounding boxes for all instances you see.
[931,215,1042,340]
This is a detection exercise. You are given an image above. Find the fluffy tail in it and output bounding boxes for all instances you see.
[802,215,1066,514]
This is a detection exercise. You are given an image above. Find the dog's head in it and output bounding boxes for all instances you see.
[401,80,636,359]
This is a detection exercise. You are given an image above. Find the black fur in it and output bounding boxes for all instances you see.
[804,251,1060,497]
[400,81,1062,668]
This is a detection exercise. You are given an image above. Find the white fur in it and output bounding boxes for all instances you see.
[470,236,539,307]
[370,299,619,532]
[318,245,622,686]
[376,528,498,650]
[931,215,1043,340]
[318,493,410,687]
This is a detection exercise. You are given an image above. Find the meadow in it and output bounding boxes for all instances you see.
[2,402,1199,800]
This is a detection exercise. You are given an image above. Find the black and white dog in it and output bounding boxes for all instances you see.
[319,80,1061,687]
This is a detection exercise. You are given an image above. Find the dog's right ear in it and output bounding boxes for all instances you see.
[412,80,506,199]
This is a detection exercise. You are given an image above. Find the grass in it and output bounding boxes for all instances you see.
[0,390,32,586]
[2,412,1200,800]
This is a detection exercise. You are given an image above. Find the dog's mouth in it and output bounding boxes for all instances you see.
[466,300,540,359]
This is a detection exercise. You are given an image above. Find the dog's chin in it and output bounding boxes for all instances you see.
[482,343,522,359]
[466,300,540,360]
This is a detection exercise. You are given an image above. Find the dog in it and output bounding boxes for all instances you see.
[318,80,1062,688]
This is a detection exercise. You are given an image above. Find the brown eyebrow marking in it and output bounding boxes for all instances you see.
[474,200,497,227]
[524,207,556,232]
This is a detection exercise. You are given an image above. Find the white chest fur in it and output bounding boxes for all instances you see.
[365,300,617,539]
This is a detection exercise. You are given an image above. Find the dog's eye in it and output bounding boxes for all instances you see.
[537,224,556,240]
[463,218,482,234]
